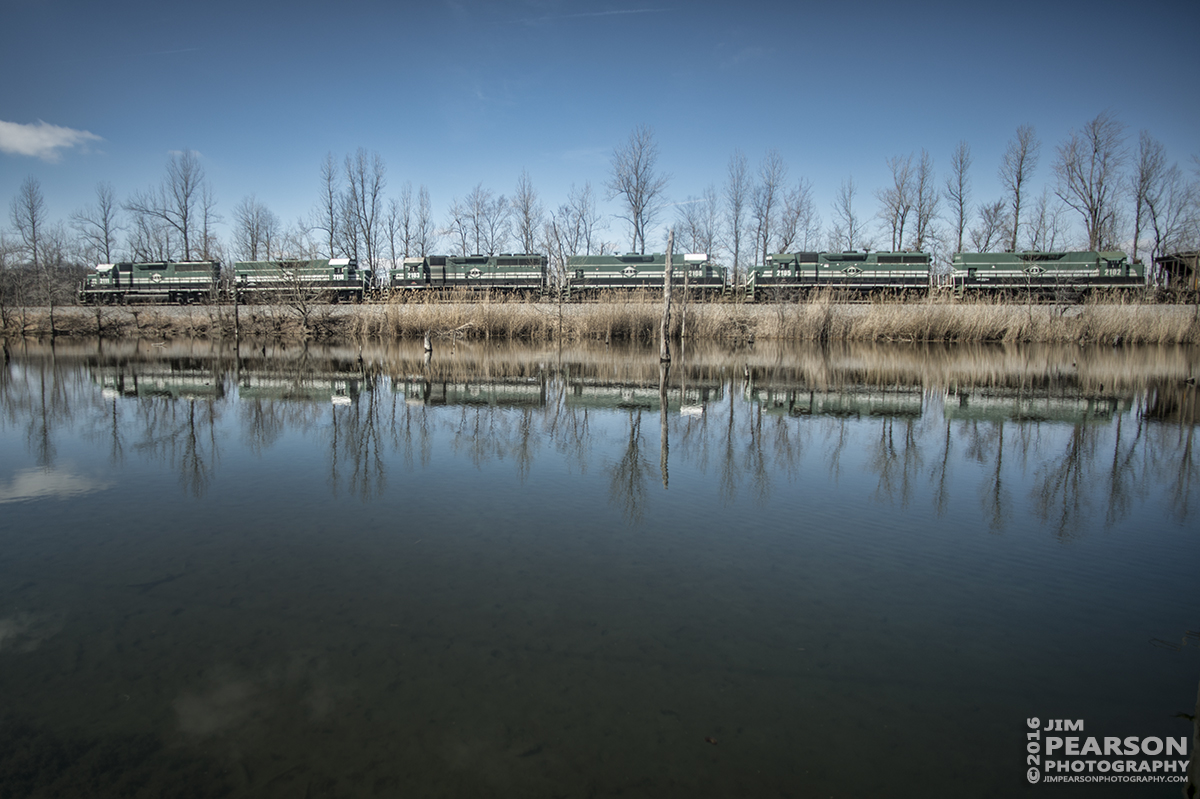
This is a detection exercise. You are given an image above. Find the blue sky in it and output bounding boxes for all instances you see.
[3,0,1198,256]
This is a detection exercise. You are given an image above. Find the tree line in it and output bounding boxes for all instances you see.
[4,110,1199,308]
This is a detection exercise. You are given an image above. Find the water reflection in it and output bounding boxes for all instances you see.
[2,337,1198,796]
[1,337,1196,536]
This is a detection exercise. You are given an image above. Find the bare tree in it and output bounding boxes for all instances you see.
[384,195,404,277]
[944,140,972,255]
[676,185,721,256]
[571,183,604,255]
[393,183,415,258]
[829,177,867,251]
[458,183,510,255]
[775,179,820,253]
[1027,188,1068,251]
[36,222,80,330]
[751,149,787,265]
[232,195,279,262]
[1054,111,1128,251]
[0,232,18,330]
[444,198,470,256]
[606,124,669,254]
[876,154,914,251]
[198,185,221,261]
[724,150,750,283]
[127,210,172,262]
[10,176,46,273]
[970,199,1008,252]
[343,148,387,285]
[545,182,606,283]
[71,182,122,265]
[1000,125,1040,251]
[312,152,341,258]
[1145,161,1197,279]
[9,183,78,330]
[513,170,543,254]
[1130,131,1165,265]
[125,150,207,261]
[415,185,437,256]
[909,150,940,252]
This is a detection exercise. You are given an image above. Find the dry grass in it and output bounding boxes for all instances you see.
[3,293,1199,345]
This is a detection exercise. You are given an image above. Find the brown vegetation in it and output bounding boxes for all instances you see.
[2,292,1198,346]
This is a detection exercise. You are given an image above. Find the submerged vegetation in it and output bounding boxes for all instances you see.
[3,291,1199,347]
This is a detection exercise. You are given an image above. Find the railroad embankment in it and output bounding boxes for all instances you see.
[3,296,1199,345]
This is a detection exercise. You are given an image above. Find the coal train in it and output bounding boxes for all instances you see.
[79,249,1145,304]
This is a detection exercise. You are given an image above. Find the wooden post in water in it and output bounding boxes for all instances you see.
[659,230,674,363]
[659,360,670,488]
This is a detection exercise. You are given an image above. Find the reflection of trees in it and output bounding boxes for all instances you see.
[868,417,922,509]
[1031,425,1096,538]
[1163,424,1196,521]
[608,411,650,523]
[742,400,770,503]
[930,420,952,516]
[720,386,737,504]
[1103,415,1145,526]
[330,371,385,501]
[551,390,590,475]
[389,391,433,472]
[133,398,221,497]
[959,420,1009,531]
[0,341,1196,539]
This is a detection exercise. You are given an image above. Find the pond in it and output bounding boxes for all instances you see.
[0,337,1197,797]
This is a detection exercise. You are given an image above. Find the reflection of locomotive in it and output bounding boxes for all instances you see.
[396,377,549,408]
[80,259,368,304]
[944,387,1129,424]
[746,383,925,419]
[393,373,724,414]
[92,364,364,404]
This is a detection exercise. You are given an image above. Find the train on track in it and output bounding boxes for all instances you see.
[80,258,369,304]
[79,249,1146,304]
[384,252,722,298]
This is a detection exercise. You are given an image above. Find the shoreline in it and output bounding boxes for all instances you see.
[3,298,1199,346]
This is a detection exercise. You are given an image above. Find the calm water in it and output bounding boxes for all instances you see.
[0,337,1197,797]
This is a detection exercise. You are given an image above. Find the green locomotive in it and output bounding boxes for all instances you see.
[233,258,367,301]
[80,261,220,304]
[388,254,547,293]
[750,251,931,299]
[565,252,719,296]
[950,251,1143,292]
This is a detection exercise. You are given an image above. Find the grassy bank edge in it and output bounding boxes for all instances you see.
[3,296,1199,346]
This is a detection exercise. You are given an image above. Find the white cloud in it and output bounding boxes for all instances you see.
[0,467,112,503]
[0,119,103,162]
